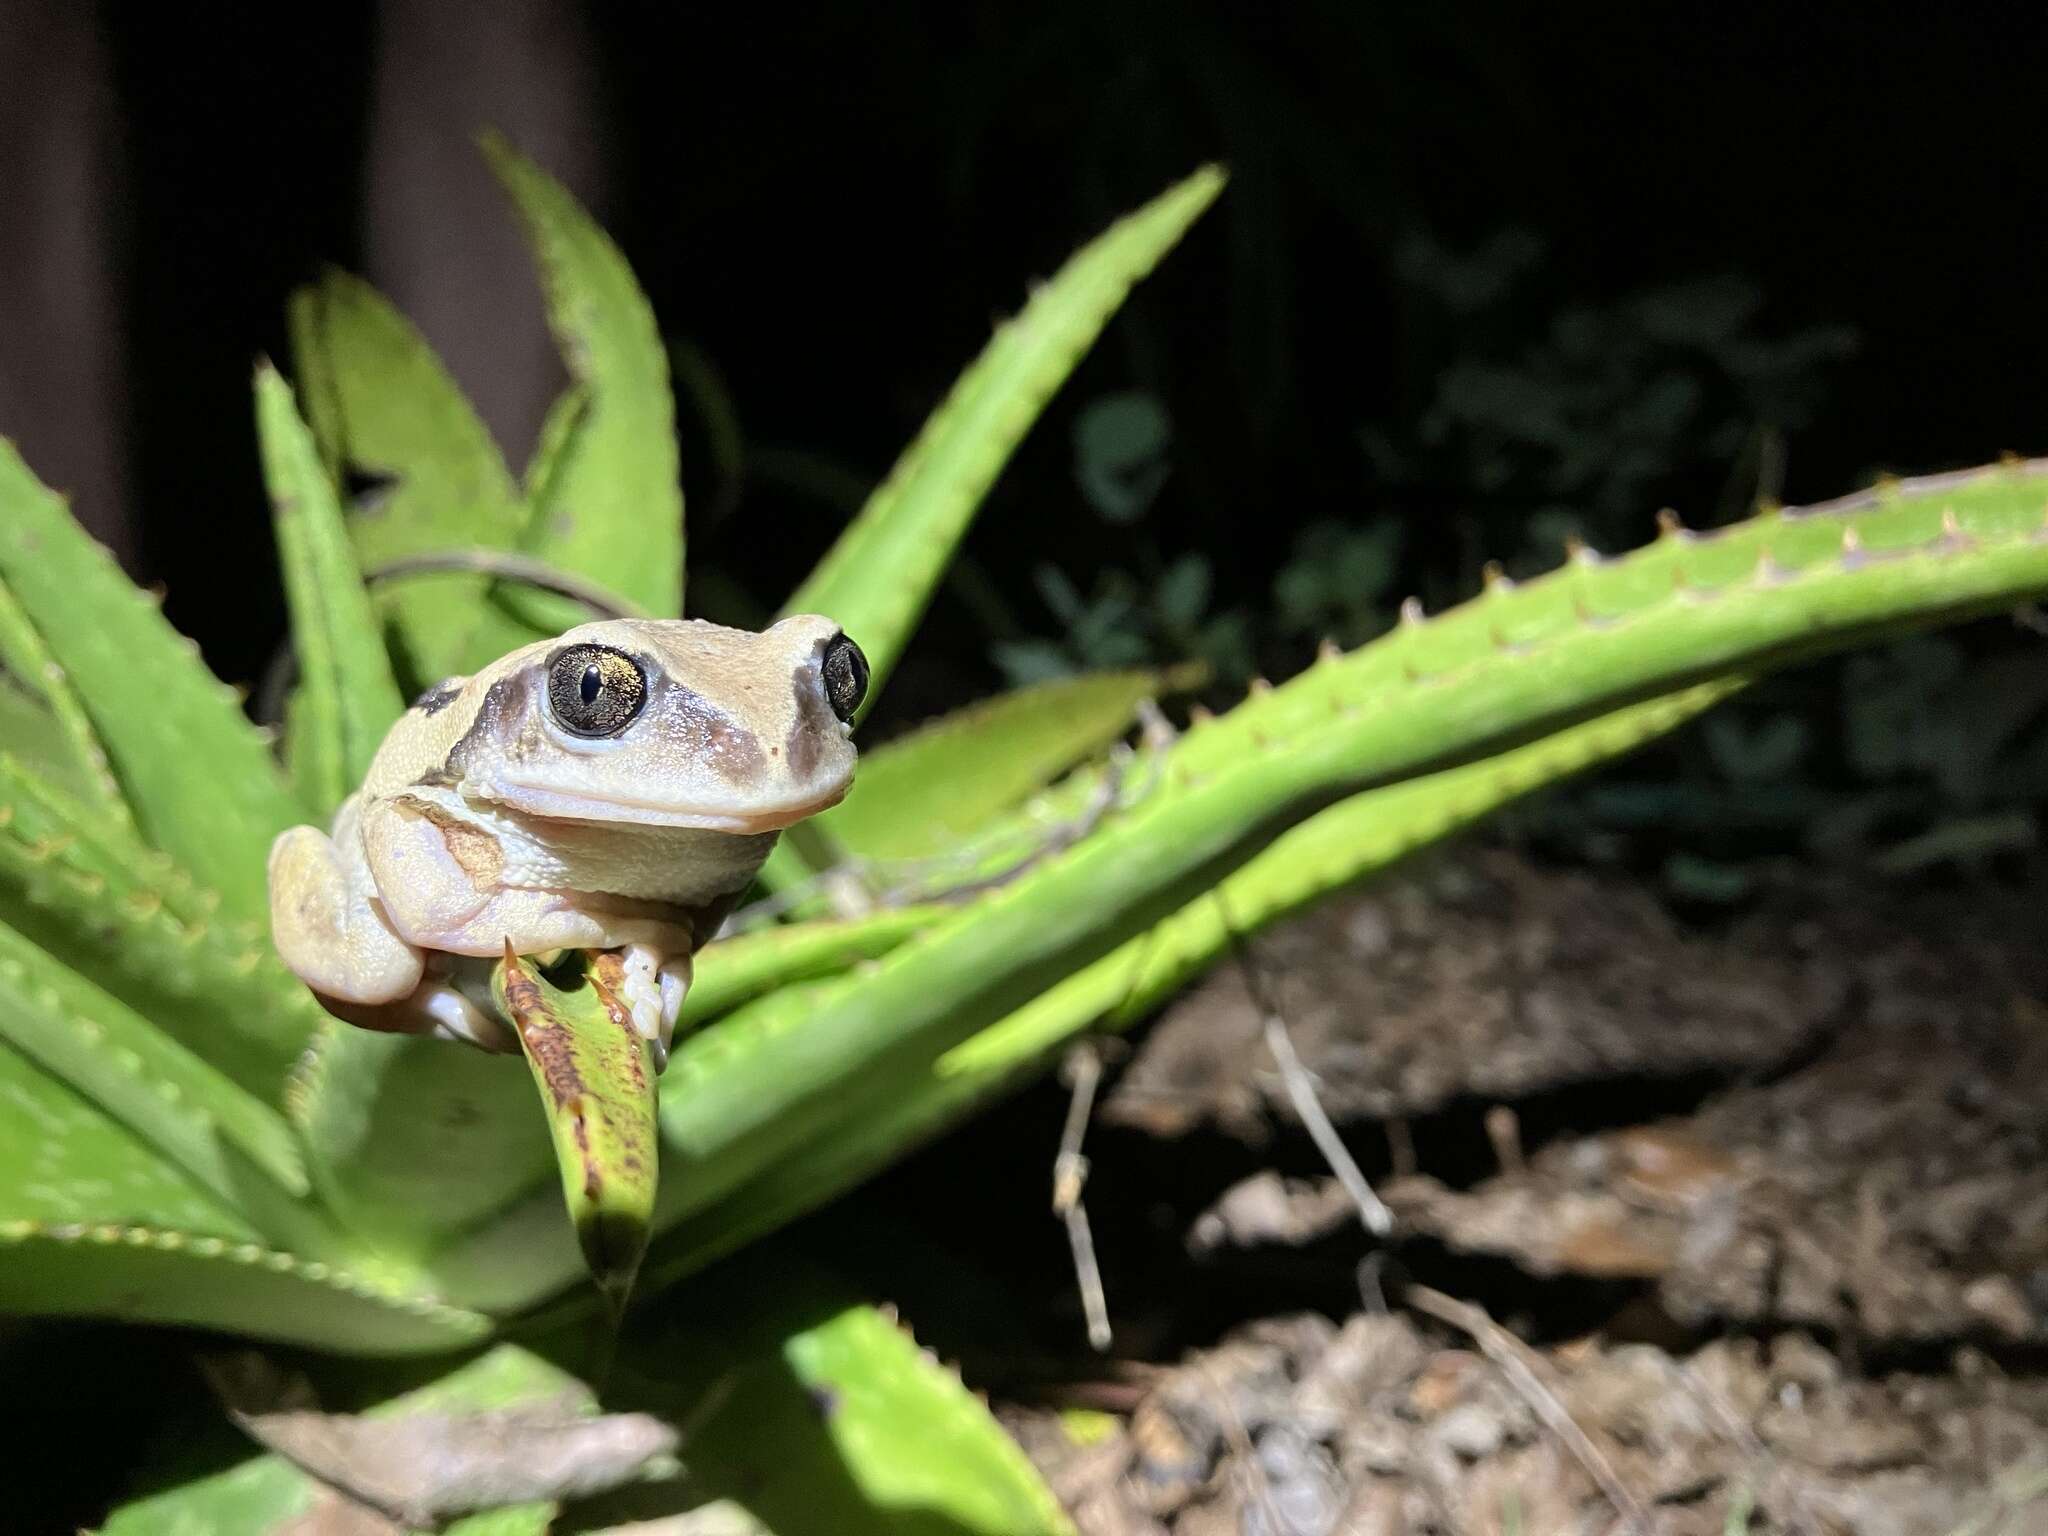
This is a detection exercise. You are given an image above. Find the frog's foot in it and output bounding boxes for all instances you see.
[313,962,518,1054]
[414,976,519,1053]
[616,942,692,1070]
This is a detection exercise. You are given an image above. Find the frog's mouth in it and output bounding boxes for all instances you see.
[485,780,851,834]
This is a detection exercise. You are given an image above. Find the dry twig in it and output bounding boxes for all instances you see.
[1054,1041,1113,1351]
[1406,1285,1649,1535]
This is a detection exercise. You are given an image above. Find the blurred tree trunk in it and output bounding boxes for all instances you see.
[0,2,133,562]
[365,0,605,469]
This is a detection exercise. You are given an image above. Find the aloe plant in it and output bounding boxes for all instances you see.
[4,139,2047,1531]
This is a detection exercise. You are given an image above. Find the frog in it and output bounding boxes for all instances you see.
[267,614,866,1068]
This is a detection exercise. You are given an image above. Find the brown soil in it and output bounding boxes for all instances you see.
[1006,850,2048,1534]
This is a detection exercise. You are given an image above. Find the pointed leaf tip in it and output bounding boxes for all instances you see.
[781,163,1226,710]
[482,132,683,623]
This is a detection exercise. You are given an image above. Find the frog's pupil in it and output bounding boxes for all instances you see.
[580,665,603,705]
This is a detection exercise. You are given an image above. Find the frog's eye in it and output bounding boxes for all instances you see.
[546,644,648,738]
[821,633,868,725]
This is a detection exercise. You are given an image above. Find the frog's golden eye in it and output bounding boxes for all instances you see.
[546,644,648,738]
[821,632,868,725]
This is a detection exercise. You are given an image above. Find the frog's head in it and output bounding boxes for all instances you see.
[445,614,864,833]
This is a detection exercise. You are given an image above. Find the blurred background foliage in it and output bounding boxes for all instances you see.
[4,0,2047,897]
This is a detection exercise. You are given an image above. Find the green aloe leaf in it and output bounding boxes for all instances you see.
[661,1285,1075,1536]
[653,466,2048,1239]
[431,464,2048,1319]
[0,441,303,920]
[0,575,130,822]
[0,1039,482,1353]
[523,382,591,505]
[0,756,324,1097]
[0,1224,490,1355]
[812,666,1179,866]
[781,165,1224,706]
[288,267,532,687]
[678,905,941,1028]
[496,948,660,1312]
[651,679,1748,1282]
[0,917,308,1200]
[258,364,407,817]
[485,134,683,622]
[0,677,106,807]
[0,1034,253,1236]
[288,1021,554,1258]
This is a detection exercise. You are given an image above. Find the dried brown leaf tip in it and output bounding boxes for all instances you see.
[498,946,659,1317]
[207,1350,677,1531]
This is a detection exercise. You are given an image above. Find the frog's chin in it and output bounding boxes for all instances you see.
[484,779,850,834]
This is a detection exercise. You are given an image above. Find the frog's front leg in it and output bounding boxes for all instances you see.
[268,798,512,1050]
[269,796,425,1007]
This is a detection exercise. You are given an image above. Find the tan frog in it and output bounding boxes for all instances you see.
[267,615,865,1067]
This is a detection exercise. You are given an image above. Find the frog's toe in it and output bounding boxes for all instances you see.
[617,944,664,1044]
[417,983,519,1053]
[617,943,691,1070]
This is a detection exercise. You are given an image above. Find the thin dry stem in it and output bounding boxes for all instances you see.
[1407,1284,1648,1535]
[1054,1041,1112,1351]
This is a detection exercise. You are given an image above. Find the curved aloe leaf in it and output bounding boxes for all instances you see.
[0,756,324,1096]
[782,166,1225,704]
[0,1035,253,1235]
[289,1022,554,1257]
[759,667,1178,891]
[0,918,307,1199]
[288,268,531,686]
[650,679,1747,1283]
[0,576,129,822]
[0,1226,490,1355]
[825,667,1178,862]
[258,364,407,816]
[661,462,2048,1226]
[485,134,683,622]
[666,1289,1075,1536]
[524,382,591,502]
[679,905,941,1028]
[0,1040,481,1353]
[497,948,659,1311]
[0,442,302,919]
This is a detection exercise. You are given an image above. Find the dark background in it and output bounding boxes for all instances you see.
[5,3,2042,690]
